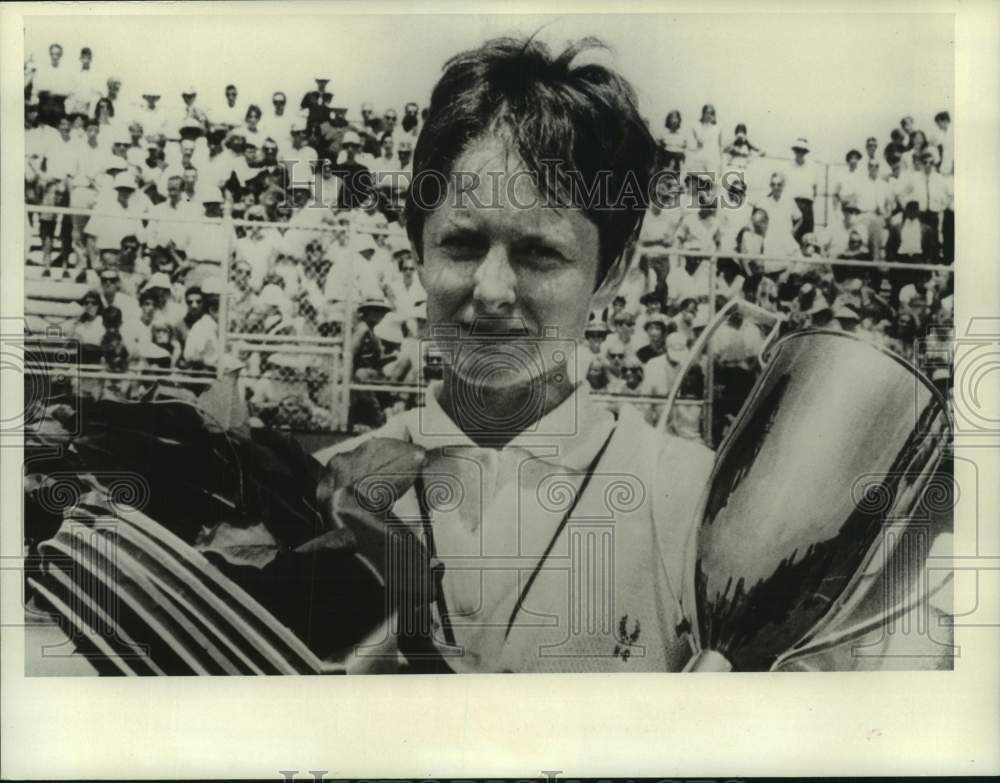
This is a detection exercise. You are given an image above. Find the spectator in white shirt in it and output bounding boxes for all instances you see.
[187,192,234,268]
[718,177,753,253]
[237,205,281,290]
[69,117,110,251]
[832,148,864,212]
[659,110,687,174]
[84,172,148,266]
[284,117,319,191]
[690,103,722,177]
[98,268,141,326]
[911,149,952,259]
[65,47,103,117]
[842,158,890,260]
[931,111,953,176]
[180,278,223,374]
[147,174,196,254]
[785,137,817,243]
[38,114,78,271]
[753,171,801,258]
[864,136,879,167]
[263,91,294,154]
[136,92,169,140]
[386,243,426,314]
[34,43,74,124]
[214,84,245,130]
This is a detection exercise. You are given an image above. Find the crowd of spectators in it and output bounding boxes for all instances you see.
[584,107,954,442]
[23,42,955,440]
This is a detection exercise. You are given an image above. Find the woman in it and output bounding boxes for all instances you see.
[689,103,721,177]
[93,96,114,128]
[905,129,929,171]
[317,37,715,673]
[658,109,687,174]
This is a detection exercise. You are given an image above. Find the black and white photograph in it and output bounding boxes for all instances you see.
[5,2,1000,779]
[11,7,965,678]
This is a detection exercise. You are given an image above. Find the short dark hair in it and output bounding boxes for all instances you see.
[935,110,951,123]
[404,36,656,284]
[846,149,862,162]
[81,47,92,56]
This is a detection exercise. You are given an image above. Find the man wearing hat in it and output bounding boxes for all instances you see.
[333,130,377,210]
[785,137,817,243]
[137,91,169,139]
[301,77,334,131]
[636,313,672,364]
[282,115,318,192]
[584,320,610,358]
[83,172,148,267]
[352,298,392,378]
[178,85,209,132]
[833,305,861,333]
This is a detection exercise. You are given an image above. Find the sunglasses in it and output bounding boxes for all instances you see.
[613,320,635,327]
[401,266,417,272]
[608,352,625,359]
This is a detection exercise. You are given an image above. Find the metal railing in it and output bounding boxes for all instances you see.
[23,201,953,446]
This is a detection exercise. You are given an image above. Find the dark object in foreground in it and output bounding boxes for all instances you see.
[23,382,444,674]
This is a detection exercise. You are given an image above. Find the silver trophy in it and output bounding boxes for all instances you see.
[680,329,951,671]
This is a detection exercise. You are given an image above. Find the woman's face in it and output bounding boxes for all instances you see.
[419,137,602,392]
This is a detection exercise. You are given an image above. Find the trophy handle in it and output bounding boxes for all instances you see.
[656,298,785,434]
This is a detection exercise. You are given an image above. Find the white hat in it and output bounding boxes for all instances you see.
[342,130,361,146]
[290,114,307,133]
[354,233,378,254]
[357,298,391,314]
[200,277,224,296]
[389,237,412,256]
[112,171,137,191]
[200,188,225,205]
[665,331,690,363]
[140,344,172,361]
[258,284,287,309]
[374,314,405,344]
[405,302,427,322]
[142,272,172,291]
[182,85,198,95]
[792,137,810,153]
[835,305,860,322]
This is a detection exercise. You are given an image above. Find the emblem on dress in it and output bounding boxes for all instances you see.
[613,614,641,662]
